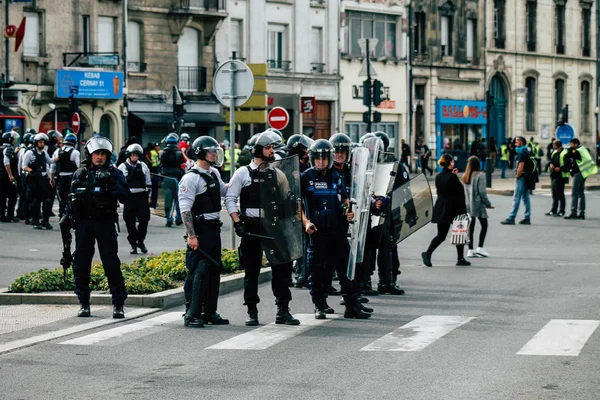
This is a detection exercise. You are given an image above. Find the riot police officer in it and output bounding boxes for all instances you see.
[0,132,20,222]
[226,130,301,326]
[70,136,129,318]
[160,133,184,227]
[118,143,152,254]
[301,139,371,319]
[287,134,314,173]
[16,130,34,221]
[21,133,55,229]
[179,136,229,328]
[52,133,80,218]
[46,130,63,160]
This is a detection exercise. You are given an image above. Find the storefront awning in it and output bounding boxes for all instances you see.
[0,105,25,118]
[130,112,226,128]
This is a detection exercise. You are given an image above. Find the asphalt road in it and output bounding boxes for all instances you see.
[1,190,600,399]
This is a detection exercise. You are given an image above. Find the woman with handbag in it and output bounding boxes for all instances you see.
[462,156,494,258]
[421,154,470,267]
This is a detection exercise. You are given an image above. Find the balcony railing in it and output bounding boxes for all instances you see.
[180,0,225,10]
[178,66,207,92]
[310,63,325,73]
[127,61,147,73]
[267,59,292,72]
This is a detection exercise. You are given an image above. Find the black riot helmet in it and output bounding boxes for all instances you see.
[287,134,314,154]
[245,133,260,150]
[47,130,63,145]
[252,131,280,161]
[193,136,224,167]
[22,132,34,145]
[126,143,144,157]
[309,139,334,171]
[373,131,390,151]
[329,133,352,165]
[2,132,14,144]
[25,128,37,136]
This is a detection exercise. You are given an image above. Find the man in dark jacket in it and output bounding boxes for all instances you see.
[160,133,184,226]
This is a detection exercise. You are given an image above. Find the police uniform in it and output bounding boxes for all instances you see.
[160,144,184,225]
[52,144,80,217]
[70,161,130,312]
[225,161,294,319]
[21,147,54,228]
[179,164,227,324]
[16,143,30,220]
[301,166,360,311]
[0,143,19,221]
[118,159,152,251]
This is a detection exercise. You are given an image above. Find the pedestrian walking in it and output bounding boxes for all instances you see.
[421,153,470,267]
[462,156,494,258]
[500,136,534,225]
[420,141,434,176]
[545,139,568,217]
[564,138,598,219]
[401,139,412,173]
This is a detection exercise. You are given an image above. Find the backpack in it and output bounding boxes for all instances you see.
[524,150,538,190]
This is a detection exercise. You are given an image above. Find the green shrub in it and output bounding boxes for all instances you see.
[9,248,242,294]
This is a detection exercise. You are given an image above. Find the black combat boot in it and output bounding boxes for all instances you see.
[343,296,371,319]
[138,242,148,253]
[184,314,205,328]
[202,313,230,325]
[358,303,374,313]
[112,304,125,319]
[245,304,259,326]
[276,302,300,325]
[378,284,405,295]
[314,305,327,320]
[77,304,91,317]
[361,281,380,296]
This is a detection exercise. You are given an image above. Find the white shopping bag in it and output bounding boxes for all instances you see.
[450,214,471,245]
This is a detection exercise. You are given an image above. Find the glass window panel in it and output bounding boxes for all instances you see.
[127,21,141,63]
[466,19,474,60]
[374,21,385,57]
[311,27,323,64]
[386,21,396,58]
[98,16,115,53]
[350,17,362,55]
[24,12,39,56]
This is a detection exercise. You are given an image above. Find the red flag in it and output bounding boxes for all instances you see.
[15,17,26,52]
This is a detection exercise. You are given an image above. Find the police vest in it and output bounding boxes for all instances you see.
[74,166,119,220]
[334,165,351,194]
[575,147,598,179]
[304,168,344,231]
[58,147,78,174]
[189,169,221,215]
[239,166,279,215]
[28,149,47,173]
[125,162,146,190]
[0,146,17,176]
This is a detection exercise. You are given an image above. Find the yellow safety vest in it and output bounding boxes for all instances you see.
[149,150,159,167]
[575,146,598,179]
[553,149,570,179]
[500,144,509,161]
[223,148,240,172]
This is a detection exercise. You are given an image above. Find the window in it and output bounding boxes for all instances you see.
[582,8,591,57]
[580,81,590,132]
[268,24,289,70]
[311,27,324,72]
[415,84,425,100]
[127,21,142,72]
[81,15,90,54]
[178,28,205,92]
[555,3,565,54]
[347,11,397,58]
[555,79,565,124]
[525,77,536,131]
[526,0,536,51]
[493,0,505,48]
[98,16,115,53]
[413,11,426,55]
[23,12,40,56]
[466,18,476,61]
[440,16,453,56]
[231,19,243,58]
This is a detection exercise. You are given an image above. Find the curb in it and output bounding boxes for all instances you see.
[0,267,272,308]
[540,184,600,191]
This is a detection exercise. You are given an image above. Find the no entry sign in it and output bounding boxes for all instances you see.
[72,112,81,134]
[267,107,289,130]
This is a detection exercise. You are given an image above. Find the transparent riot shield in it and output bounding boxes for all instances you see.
[346,147,369,280]
[370,161,398,227]
[258,155,303,265]
[151,173,180,220]
[355,136,381,263]
[390,173,433,243]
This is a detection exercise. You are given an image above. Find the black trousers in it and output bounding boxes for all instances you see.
[184,227,222,316]
[123,192,151,247]
[0,175,18,219]
[57,175,73,217]
[73,221,127,306]
[309,230,358,307]
[426,221,464,259]
[467,217,488,250]
[550,178,566,214]
[240,224,292,306]
[362,224,401,287]
[17,174,28,219]
[27,176,53,224]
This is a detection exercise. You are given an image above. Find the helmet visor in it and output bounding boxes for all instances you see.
[205,147,224,168]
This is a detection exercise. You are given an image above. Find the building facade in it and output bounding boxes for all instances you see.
[340,0,409,156]
[485,0,596,150]
[215,0,340,144]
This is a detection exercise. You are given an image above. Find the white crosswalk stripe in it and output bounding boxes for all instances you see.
[59,312,182,346]
[517,319,600,356]
[360,315,475,352]
[206,313,340,350]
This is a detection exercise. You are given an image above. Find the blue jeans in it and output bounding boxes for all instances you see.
[501,160,508,178]
[507,177,531,220]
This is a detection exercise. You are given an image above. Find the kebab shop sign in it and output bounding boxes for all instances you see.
[437,100,487,125]
[56,70,124,100]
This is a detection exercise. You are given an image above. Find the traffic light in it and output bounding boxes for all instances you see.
[68,95,79,117]
[373,111,382,123]
[373,80,384,107]
[362,79,371,107]
[363,111,371,124]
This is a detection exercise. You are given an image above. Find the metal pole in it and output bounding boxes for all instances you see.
[122,0,128,142]
[366,39,372,133]
[4,0,9,82]
[230,51,237,248]
[407,5,413,171]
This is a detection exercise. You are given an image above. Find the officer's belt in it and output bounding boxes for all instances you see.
[193,217,222,232]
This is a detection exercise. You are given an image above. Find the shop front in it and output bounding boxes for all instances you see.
[436,99,487,171]
[0,106,25,133]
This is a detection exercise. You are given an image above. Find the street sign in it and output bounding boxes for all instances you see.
[555,123,575,143]
[213,60,254,108]
[72,112,81,134]
[70,85,79,95]
[4,25,16,38]
[268,107,289,130]
[300,96,315,114]
[88,55,120,66]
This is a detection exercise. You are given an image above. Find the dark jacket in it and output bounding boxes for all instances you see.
[432,168,466,224]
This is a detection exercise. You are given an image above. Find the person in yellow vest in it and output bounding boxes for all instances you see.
[564,138,598,219]
[222,143,241,182]
[146,142,160,208]
[500,140,510,178]
[545,139,569,217]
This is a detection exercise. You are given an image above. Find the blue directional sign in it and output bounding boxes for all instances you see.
[56,70,123,99]
[555,123,575,143]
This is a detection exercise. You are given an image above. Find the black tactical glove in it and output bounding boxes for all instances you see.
[234,220,247,237]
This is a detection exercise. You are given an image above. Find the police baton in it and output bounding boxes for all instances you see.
[183,236,221,268]
[247,232,275,240]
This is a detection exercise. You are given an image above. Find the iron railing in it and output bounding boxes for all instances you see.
[178,66,207,92]
[180,0,225,10]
